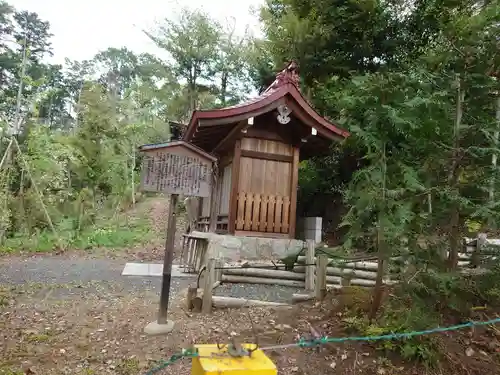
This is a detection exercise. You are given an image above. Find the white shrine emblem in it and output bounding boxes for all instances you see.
[277,105,292,124]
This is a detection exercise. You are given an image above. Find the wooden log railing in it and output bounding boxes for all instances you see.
[180,233,210,273]
[196,215,228,234]
[235,192,291,234]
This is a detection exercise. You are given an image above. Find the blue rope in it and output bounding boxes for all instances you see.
[296,317,500,347]
[144,317,500,373]
[144,348,198,375]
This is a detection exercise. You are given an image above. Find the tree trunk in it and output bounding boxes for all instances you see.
[131,146,136,208]
[369,142,387,321]
[488,95,500,203]
[447,75,464,270]
[220,71,228,107]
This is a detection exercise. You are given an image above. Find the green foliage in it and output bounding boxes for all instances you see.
[342,265,500,366]
[343,310,440,367]
[0,215,152,254]
[0,368,23,375]
[115,358,140,375]
[0,2,256,252]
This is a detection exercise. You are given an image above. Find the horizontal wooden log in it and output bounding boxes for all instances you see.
[221,269,388,288]
[292,293,314,303]
[223,268,304,280]
[212,296,290,308]
[222,268,349,285]
[297,256,379,271]
[293,265,377,280]
[464,237,500,247]
[298,253,473,268]
[347,278,377,287]
[221,275,306,287]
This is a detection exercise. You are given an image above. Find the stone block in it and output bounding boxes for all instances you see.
[204,232,304,261]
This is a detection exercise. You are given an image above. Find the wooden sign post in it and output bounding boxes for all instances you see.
[138,141,216,335]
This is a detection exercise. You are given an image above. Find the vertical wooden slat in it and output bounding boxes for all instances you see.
[267,195,276,232]
[228,140,242,234]
[236,192,246,230]
[244,193,254,231]
[219,164,232,215]
[259,195,268,232]
[282,196,290,233]
[289,147,299,238]
[252,194,261,231]
[274,196,283,233]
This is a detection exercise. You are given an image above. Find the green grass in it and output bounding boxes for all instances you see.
[116,358,140,375]
[0,367,23,375]
[0,218,154,254]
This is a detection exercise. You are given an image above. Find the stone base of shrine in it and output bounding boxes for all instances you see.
[190,231,304,262]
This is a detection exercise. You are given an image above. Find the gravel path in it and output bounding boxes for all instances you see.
[0,257,302,303]
[214,283,303,303]
[0,257,195,300]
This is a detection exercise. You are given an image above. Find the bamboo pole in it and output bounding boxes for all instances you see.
[12,138,63,250]
[0,139,12,171]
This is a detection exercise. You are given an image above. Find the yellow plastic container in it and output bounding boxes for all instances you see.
[191,344,277,375]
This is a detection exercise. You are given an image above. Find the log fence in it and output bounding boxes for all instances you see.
[186,233,500,313]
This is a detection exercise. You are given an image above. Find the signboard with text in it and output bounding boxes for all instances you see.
[139,141,216,198]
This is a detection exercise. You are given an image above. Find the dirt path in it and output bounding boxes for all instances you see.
[1,197,498,374]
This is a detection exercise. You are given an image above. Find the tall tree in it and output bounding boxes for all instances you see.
[145,9,222,113]
[93,47,139,99]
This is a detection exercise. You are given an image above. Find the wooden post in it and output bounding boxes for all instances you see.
[289,147,299,238]
[157,194,178,324]
[472,233,487,267]
[341,274,351,287]
[215,259,223,283]
[305,240,315,291]
[228,140,241,235]
[315,254,328,300]
[186,286,198,311]
[202,258,216,313]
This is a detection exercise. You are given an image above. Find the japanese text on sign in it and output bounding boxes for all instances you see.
[140,151,212,198]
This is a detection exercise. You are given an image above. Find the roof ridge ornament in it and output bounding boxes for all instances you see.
[263,61,300,94]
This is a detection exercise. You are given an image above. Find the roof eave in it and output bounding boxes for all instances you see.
[138,140,217,162]
[183,87,289,142]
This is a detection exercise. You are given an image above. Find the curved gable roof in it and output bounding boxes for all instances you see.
[183,62,349,148]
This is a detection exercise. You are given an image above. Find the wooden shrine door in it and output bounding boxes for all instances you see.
[234,137,298,238]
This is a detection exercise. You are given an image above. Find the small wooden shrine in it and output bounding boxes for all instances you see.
[182,62,349,239]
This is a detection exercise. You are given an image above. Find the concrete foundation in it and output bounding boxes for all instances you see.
[144,320,175,335]
[190,231,305,261]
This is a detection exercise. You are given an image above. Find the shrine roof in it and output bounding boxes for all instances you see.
[138,140,217,162]
[182,61,349,152]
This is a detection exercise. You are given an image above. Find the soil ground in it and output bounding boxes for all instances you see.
[1,196,500,375]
